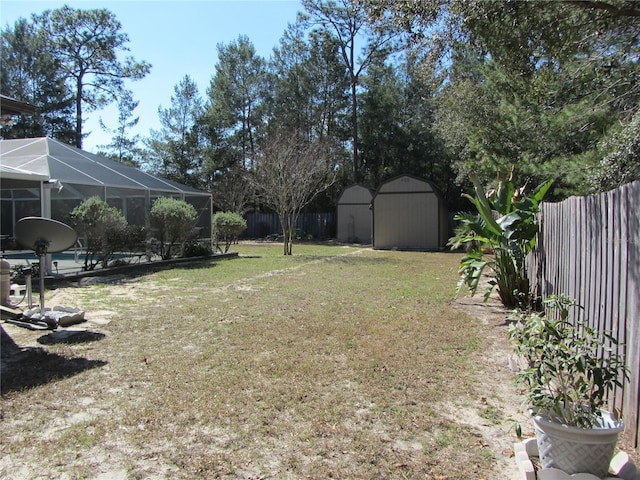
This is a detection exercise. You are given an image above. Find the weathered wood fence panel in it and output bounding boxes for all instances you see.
[527,180,640,448]
[241,212,335,239]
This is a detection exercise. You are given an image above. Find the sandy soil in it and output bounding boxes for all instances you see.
[451,291,531,479]
[2,271,637,479]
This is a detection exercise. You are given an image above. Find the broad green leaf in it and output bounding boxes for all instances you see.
[469,175,502,236]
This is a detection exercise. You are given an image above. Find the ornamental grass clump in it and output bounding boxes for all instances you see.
[508,295,628,428]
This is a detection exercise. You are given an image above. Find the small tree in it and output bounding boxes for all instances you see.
[210,166,252,215]
[98,89,143,167]
[212,212,247,253]
[35,5,151,148]
[150,197,198,260]
[252,130,337,255]
[69,196,127,270]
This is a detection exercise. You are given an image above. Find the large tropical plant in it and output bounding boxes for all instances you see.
[448,171,553,308]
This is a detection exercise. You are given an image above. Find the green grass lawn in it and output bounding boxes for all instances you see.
[1,243,518,479]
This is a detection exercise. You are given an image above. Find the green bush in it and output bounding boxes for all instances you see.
[212,212,247,253]
[182,238,213,258]
[509,295,628,428]
[70,196,127,270]
[150,197,198,260]
[103,224,147,265]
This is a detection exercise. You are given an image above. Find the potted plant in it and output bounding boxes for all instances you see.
[508,294,629,477]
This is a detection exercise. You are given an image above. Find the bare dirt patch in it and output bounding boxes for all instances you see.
[2,246,635,479]
[451,290,531,479]
[452,285,640,477]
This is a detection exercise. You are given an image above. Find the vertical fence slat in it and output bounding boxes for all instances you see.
[571,198,581,314]
[624,182,640,447]
[527,180,640,448]
[621,187,632,424]
[241,212,336,240]
[616,185,630,417]
[610,187,623,413]
[588,194,601,334]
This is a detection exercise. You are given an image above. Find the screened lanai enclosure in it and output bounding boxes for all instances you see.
[0,138,212,245]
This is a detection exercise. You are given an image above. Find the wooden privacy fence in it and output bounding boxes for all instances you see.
[241,212,335,240]
[527,180,640,447]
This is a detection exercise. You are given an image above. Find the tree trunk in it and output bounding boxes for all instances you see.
[280,212,296,256]
[75,78,83,149]
[351,76,359,184]
[285,230,293,255]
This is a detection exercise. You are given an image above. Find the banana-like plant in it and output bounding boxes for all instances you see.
[448,171,553,308]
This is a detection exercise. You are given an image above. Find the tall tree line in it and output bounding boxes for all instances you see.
[1,5,150,149]
[3,1,638,214]
[365,0,640,196]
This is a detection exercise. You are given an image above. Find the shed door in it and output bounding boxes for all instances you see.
[374,193,439,250]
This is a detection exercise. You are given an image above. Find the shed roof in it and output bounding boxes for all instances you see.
[0,137,209,197]
[376,174,440,195]
[337,184,374,205]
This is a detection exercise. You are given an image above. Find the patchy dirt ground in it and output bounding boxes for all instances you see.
[452,289,640,478]
[450,290,531,479]
[1,281,527,479]
[1,253,637,479]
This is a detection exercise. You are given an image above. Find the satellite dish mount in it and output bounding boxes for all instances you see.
[14,217,77,329]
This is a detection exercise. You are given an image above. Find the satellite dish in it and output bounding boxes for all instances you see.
[15,217,77,254]
[14,217,77,328]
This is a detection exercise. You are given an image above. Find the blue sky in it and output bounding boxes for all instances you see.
[1,0,303,152]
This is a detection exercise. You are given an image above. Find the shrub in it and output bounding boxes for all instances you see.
[508,295,628,428]
[103,224,147,265]
[70,196,127,270]
[150,197,198,260]
[182,238,213,258]
[212,212,247,253]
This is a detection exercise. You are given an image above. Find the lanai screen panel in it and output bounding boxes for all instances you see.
[0,167,47,237]
[1,184,41,235]
[50,183,103,223]
[1,138,211,197]
[185,194,213,238]
[1,138,212,238]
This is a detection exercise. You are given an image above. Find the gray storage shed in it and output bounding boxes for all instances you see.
[336,184,374,244]
[372,174,449,251]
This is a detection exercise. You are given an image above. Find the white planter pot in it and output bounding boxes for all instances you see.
[533,411,624,477]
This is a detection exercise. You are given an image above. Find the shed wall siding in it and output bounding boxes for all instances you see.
[373,192,439,250]
[337,204,372,243]
[336,185,373,244]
